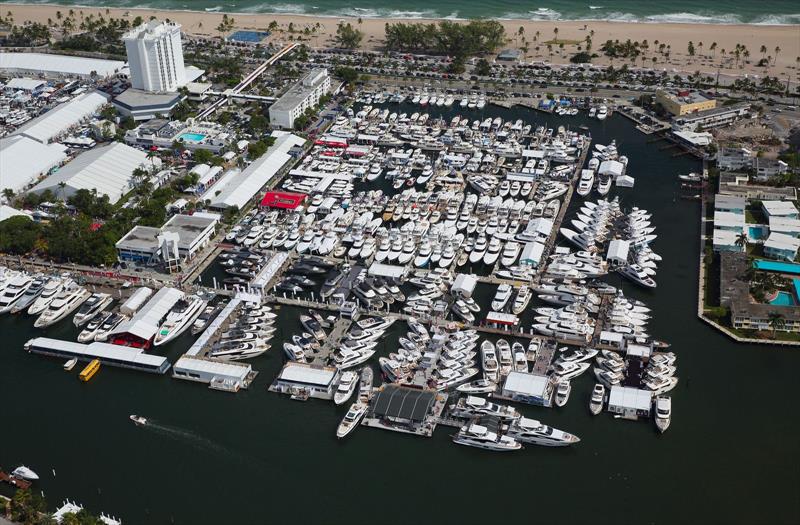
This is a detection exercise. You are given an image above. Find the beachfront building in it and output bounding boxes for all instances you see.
[655,89,716,116]
[763,233,800,261]
[27,142,149,204]
[124,118,231,153]
[717,147,754,171]
[269,69,331,129]
[115,213,219,271]
[714,195,746,215]
[717,173,798,202]
[123,21,187,93]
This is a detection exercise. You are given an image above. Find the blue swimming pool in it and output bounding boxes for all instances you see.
[769,291,797,306]
[748,226,766,240]
[179,132,206,142]
[753,259,800,275]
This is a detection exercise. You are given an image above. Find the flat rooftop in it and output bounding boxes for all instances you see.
[270,69,328,112]
[117,214,218,251]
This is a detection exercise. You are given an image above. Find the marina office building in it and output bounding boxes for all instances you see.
[269,69,331,129]
[116,213,219,270]
[655,89,717,116]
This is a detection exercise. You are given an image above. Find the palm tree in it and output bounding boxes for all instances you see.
[760,44,767,58]
[767,311,785,336]
[774,46,781,65]
[57,181,67,200]
[710,42,717,57]
[553,27,558,41]
[735,232,748,250]
[2,188,14,203]
[146,149,157,170]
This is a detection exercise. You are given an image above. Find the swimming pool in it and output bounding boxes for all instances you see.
[748,226,767,240]
[769,291,797,306]
[179,132,206,142]
[753,259,800,275]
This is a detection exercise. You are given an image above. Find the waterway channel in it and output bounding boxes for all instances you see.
[1,107,798,525]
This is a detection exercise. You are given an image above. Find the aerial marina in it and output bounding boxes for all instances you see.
[3,99,679,455]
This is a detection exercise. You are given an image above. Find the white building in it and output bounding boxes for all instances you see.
[501,371,554,407]
[607,386,652,420]
[11,90,111,144]
[0,135,68,195]
[27,142,149,204]
[209,132,305,210]
[763,233,800,262]
[0,52,125,79]
[123,21,187,93]
[269,69,331,129]
[271,362,340,400]
[173,356,255,392]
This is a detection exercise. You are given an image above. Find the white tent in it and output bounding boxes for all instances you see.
[0,135,68,194]
[12,90,110,144]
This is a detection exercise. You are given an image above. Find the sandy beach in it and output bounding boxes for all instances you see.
[2,3,798,79]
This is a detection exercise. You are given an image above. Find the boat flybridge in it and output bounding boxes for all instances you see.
[153,294,208,346]
[453,422,521,452]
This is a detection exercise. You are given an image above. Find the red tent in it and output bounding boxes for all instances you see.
[260,191,307,210]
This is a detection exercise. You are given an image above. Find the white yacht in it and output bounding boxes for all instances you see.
[511,286,531,315]
[596,105,608,120]
[77,312,112,343]
[94,313,127,342]
[27,278,67,316]
[0,274,33,314]
[654,396,671,433]
[482,237,502,266]
[556,380,572,407]
[336,401,368,438]
[481,340,499,382]
[9,276,45,313]
[453,423,521,452]
[335,348,376,370]
[456,378,497,394]
[506,417,580,446]
[334,370,359,405]
[589,383,605,415]
[491,284,513,311]
[34,286,90,328]
[72,292,113,327]
[153,294,207,346]
[450,395,520,420]
[11,466,39,481]
[618,264,657,288]
[551,360,590,381]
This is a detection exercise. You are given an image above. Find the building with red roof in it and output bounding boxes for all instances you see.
[260,191,307,210]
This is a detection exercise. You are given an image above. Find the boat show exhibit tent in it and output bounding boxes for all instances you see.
[25,337,170,374]
[209,132,306,210]
[110,287,184,347]
[11,90,111,144]
[0,135,68,194]
[272,362,340,400]
[502,371,554,407]
[607,386,653,420]
[366,385,436,429]
[173,356,254,391]
[606,240,630,266]
[27,142,149,204]
[0,52,126,79]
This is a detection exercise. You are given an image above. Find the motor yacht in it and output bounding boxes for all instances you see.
[77,311,112,343]
[153,295,207,346]
[589,383,605,415]
[576,169,594,197]
[9,276,45,313]
[654,396,671,433]
[618,264,657,288]
[453,423,521,452]
[555,380,571,407]
[594,367,624,387]
[34,286,90,328]
[511,286,531,315]
[334,371,358,405]
[491,284,513,311]
[27,278,68,316]
[335,348,376,370]
[336,401,368,439]
[72,293,113,327]
[0,274,34,314]
[505,417,580,447]
[12,466,40,481]
[456,378,497,394]
[644,375,678,395]
[450,395,520,420]
[551,361,590,381]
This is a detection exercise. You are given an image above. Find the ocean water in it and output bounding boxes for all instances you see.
[1,0,799,24]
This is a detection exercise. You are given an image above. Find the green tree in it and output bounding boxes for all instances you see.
[767,311,785,336]
[335,22,363,49]
[474,58,491,76]
[0,216,41,255]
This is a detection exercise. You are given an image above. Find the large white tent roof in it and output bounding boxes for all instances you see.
[0,135,68,194]
[12,90,110,144]
[210,132,304,209]
[28,142,148,204]
[0,52,125,78]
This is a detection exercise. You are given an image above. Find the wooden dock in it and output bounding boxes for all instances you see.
[0,471,31,490]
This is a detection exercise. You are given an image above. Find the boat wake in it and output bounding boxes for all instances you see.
[136,420,254,463]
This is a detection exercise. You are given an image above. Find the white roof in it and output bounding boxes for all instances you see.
[714,211,745,229]
[367,262,406,278]
[764,232,800,252]
[626,344,651,358]
[210,132,304,209]
[599,330,624,342]
[0,52,125,78]
[0,135,68,193]
[606,239,630,262]
[768,216,800,234]
[12,90,110,143]
[174,356,251,381]
[520,241,545,264]
[6,77,45,91]
[503,371,549,396]
[113,287,183,341]
[278,362,337,386]
[452,273,478,295]
[713,229,740,247]
[598,160,624,177]
[26,337,168,370]
[762,200,798,217]
[120,287,154,315]
[673,130,713,146]
[616,175,635,187]
[608,386,652,411]
[0,205,31,221]
[29,142,148,204]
